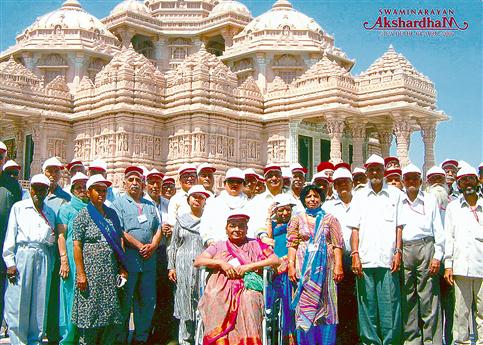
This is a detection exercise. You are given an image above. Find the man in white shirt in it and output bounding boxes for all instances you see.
[197,163,216,195]
[166,163,198,227]
[443,165,483,345]
[247,164,293,239]
[289,163,306,212]
[243,169,258,200]
[400,164,444,345]
[200,168,249,245]
[347,154,404,345]
[323,167,359,345]
[3,174,56,345]
[352,167,368,191]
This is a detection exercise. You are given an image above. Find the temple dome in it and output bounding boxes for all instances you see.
[110,0,150,16]
[210,0,251,18]
[27,0,116,38]
[239,0,323,36]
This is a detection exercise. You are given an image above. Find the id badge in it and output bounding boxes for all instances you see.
[137,214,148,224]
[308,243,318,252]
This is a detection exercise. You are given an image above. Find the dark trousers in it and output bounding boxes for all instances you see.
[337,253,360,345]
[148,244,178,344]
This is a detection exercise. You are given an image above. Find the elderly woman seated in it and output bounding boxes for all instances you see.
[194,210,280,345]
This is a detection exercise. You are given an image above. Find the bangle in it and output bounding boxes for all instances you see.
[288,259,295,264]
[394,248,402,255]
[350,251,359,257]
[60,253,67,257]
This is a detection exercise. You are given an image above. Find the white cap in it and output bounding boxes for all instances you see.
[89,158,108,172]
[479,162,483,169]
[42,157,64,172]
[187,184,211,198]
[456,165,478,180]
[225,168,245,181]
[244,168,258,178]
[163,175,175,184]
[226,208,250,221]
[71,172,89,185]
[352,167,366,175]
[281,167,292,179]
[273,193,296,208]
[311,170,331,183]
[146,168,164,180]
[290,163,307,174]
[30,174,50,187]
[402,163,421,176]
[333,168,353,181]
[86,174,112,189]
[3,160,20,170]
[426,166,446,179]
[458,160,472,171]
[177,163,197,176]
[197,163,216,175]
[139,165,149,178]
[365,154,385,167]
[0,141,7,153]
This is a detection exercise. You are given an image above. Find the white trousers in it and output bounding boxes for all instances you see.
[454,276,483,345]
[4,244,52,345]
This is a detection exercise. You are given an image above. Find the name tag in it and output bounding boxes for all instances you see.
[137,214,148,224]
[308,243,318,252]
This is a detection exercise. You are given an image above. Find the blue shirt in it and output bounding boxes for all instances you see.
[112,194,160,272]
[44,185,71,224]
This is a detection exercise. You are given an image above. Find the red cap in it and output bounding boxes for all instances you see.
[384,168,402,178]
[441,159,458,169]
[163,176,175,185]
[66,160,83,171]
[384,156,400,166]
[316,161,334,173]
[334,162,350,171]
[263,164,282,176]
[124,166,144,177]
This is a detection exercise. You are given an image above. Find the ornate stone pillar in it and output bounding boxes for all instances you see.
[419,120,437,175]
[325,114,345,164]
[377,125,393,158]
[288,120,301,164]
[348,120,366,168]
[30,120,46,175]
[221,29,234,48]
[255,53,267,93]
[14,124,25,175]
[393,114,412,167]
[117,29,135,48]
[154,37,168,70]
[68,53,85,89]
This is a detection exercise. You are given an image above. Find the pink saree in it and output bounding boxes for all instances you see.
[199,238,273,345]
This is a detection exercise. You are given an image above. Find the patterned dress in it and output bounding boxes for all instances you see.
[71,207,123,329]
[287,212,344,325]
[167,212,204,321]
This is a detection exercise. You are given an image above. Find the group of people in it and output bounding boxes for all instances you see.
[0,138,482,345]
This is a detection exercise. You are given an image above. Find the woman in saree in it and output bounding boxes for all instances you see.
[287,184,344,345]
[57,172,89,344]
[71,174,128,345]
[265,194,298,344]
[194,210,280,345]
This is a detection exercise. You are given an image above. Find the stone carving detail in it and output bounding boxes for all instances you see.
[48,138,66,161]
[168,132,208,159]
[93,130,116,158]
[133,134,154,157]
[325,117,345,164]
[419,120,437,172]
[74,135,91,161]
[116,129,129,154]
[393,115,412,167]
[211,135,235,159]
[267,136,286,163]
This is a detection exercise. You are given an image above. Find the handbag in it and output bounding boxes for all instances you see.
[243,271,264,292]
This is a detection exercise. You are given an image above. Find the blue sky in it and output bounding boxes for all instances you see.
[1,0,481,168]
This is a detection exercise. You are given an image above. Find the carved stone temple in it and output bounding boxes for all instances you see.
[0,0,447,189]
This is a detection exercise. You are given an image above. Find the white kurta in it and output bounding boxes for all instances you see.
[3,198,56,345]
[199,191,249,244]
[167,190,190,226]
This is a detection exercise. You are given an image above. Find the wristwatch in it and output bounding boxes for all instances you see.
[394,248,403,255]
